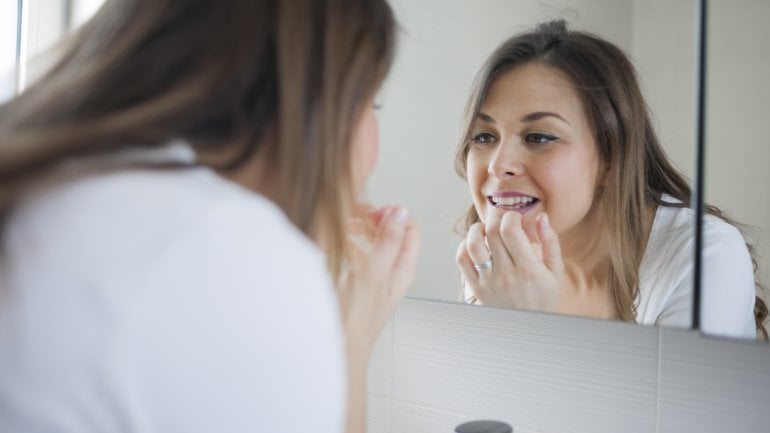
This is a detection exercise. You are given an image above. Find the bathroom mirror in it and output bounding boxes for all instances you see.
[14,0,716,331]
[370,0,699,327]
[700,0,770,339]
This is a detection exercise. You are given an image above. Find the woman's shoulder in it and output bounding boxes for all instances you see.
[5,161,329,292]
[638,199,754,336]
[643,202,749,283]
[649,198,745,245]
[0,165,346,433]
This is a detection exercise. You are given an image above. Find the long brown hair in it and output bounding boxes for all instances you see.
[454,20,768,338]
[0,0,396,281]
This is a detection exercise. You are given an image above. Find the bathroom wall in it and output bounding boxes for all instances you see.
[368,298,770,433]
[631,0,695,178]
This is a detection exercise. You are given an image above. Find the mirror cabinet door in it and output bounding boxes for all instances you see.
[702,0,770,340]
[374,0,699,330]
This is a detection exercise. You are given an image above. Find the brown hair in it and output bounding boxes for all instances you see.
[0,0,396,281]
[454,20,768,338]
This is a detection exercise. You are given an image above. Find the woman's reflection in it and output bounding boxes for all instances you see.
[454,20,766,340]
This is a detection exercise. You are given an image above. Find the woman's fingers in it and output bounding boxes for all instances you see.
[344,206,418,347]
[466,222,493,271]
[498,210,541,270]
[370,207,409,274]
[456,210,563,312]
[537,213,564,276]
[456,240,479,283]
[483,207,513,269]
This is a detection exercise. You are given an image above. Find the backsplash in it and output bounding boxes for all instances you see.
[368,298,770,433]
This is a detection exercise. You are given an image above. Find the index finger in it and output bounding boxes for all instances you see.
[483,206,515,267]
[370,207,411,274]
[498,209,541,270]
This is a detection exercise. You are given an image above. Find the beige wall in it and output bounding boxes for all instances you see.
[706,0,770,309]
[632,0,696,178]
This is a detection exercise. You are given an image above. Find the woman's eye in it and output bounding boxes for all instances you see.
[525,132,558,145]
[470,132,496,145]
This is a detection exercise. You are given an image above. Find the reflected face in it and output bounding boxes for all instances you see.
[351,102,380,196]
[466,62,604,242]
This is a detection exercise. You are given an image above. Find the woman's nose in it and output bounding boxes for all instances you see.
[488,141,525,179]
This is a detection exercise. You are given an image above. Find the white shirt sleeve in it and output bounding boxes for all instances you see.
[637,204,757,339]
[698,218,757,339]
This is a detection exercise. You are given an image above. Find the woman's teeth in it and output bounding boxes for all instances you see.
[491,196,536,209]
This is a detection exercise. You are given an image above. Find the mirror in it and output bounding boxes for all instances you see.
[371,0,700,327]
[23,0,760,335]
[701,0,770,338]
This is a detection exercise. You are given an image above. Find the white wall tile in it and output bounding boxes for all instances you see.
[658,328,770,433]
[392,400,486,433]
[389,298,659,433]
[368,393,392,433]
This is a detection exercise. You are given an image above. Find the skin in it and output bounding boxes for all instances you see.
[456,62,612,318]
[351,103,381,196]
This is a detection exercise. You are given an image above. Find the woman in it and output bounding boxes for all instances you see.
[0,1,418,432]
[455,20,766,340]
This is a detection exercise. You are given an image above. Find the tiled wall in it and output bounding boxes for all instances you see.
[368,298,770,433]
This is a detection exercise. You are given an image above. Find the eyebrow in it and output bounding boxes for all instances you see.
[477,111,570,125]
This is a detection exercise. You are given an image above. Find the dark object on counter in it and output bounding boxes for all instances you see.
[455,419,513,433]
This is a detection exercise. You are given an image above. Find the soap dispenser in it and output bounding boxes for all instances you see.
[454,419,513,433]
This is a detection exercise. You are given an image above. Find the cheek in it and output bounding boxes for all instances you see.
[537,150,602,228]
[352,109,379,192]
[466,151,489,215]
[541,149,599,194]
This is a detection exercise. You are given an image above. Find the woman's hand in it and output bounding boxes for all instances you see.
[456,208,563,312]
[342,204,419,355]
[341,204,419,433]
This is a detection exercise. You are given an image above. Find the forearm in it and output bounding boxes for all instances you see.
[344,339,371,433]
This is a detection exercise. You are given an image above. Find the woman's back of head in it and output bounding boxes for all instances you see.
[0,0,396,278]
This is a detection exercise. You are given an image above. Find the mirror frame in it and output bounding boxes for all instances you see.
[692,0,706,331]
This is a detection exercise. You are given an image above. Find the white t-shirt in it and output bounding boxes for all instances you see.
[637,201,756,339]
[0,143,346,432]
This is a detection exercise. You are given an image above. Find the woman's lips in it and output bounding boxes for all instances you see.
[487,192,540,214]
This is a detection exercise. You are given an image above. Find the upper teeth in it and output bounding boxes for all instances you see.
[493,196,534,206]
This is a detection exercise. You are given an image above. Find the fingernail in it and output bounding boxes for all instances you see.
[392,207,408,225]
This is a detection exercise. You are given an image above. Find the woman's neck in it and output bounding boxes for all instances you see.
[555,199,658,320]
[557,233,614,319]
[551,195,612,317]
